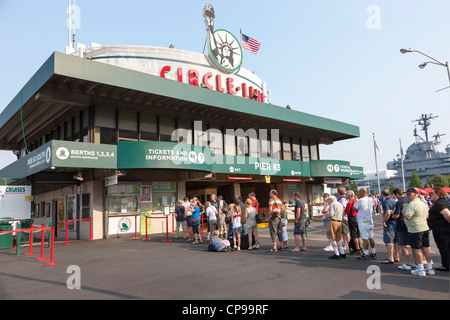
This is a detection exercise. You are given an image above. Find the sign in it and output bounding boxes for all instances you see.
[105,174,118,186]
[203,4,243,74]
[52,141,117,169]
[0,185,32,220]
[108,216,139,235]
[118,141,311,177]
[324,178,342,184]
[0,140,118,180]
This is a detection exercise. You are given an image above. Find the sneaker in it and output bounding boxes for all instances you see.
[425,267,435,275]
[411,268,426,276]
[329,254,341,260]
[369,253,377,260]
[323,245,333,251]
[397,264,412,271]
[357,254,370,261]
[340,253,347,259]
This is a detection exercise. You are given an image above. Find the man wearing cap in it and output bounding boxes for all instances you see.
[404,188,435,276]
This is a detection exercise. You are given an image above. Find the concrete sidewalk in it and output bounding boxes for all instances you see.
[0,214,448,300]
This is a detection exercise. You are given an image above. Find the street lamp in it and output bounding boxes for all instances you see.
[400,47,450,92]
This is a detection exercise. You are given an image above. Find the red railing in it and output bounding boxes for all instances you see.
[63,218,94,246]
[142,215,171,243]
[0,224,58,266]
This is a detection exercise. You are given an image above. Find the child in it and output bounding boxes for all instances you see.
[209,230,226,252]
[231,204,242,251]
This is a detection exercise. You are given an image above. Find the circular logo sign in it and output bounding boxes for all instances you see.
[209,29,243,73]
[327,164,334,173]
[56,147,70,160]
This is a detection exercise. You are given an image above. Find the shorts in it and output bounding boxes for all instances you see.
[246,222,258,234]
[192,224,200,235]
[269,216,282,242]
[294,218,306,235]
[408,231,430,249]
[396,230,409,246]
[341,219,349,235]
[218,215,226,229]
[232,226,242,233]
[326,220,342,241]
[209,220,217,232]
[383,221,398,244]
[348,216,360,239]
[358,221,374,240]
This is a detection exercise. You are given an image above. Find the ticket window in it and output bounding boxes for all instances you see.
[107,184,140,215]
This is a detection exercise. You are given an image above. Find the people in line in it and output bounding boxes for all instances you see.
[291,192,307,252]
[169,186,447,278]
[354,188,377,261]
[403,188,434,276]
[381,189,400,264]
[428,187,450,272]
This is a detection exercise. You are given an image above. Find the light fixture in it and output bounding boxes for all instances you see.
[227,175,252,180]
[418,62,427,69]
[400,48,413,54]
[74,171,83,181]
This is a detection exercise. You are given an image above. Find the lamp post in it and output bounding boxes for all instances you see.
[400,48,450,92]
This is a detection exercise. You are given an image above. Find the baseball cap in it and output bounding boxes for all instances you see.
[406,188,419,194]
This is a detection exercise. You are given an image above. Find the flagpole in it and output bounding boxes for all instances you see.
[240,29,244,68]
[373,133,381,195]
[400,139,406,191]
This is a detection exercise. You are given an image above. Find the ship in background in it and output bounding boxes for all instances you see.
[360,114,450,192]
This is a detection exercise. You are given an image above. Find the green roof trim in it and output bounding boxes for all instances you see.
[0,52,360,139]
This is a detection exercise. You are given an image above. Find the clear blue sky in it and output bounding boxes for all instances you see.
[1,0,450,176]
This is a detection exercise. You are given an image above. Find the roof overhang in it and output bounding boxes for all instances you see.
[0,52,360,151]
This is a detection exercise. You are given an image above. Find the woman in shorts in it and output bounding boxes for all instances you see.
[245,199,259,249]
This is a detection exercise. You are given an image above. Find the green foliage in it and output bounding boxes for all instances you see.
[408,170,422,189]
[431,174,449,188]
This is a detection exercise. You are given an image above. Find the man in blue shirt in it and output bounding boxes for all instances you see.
[381,189,399,264]
[392,188,412,270]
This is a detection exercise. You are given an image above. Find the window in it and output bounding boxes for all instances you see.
[82,111,89,142]
[292,139,301,161]
[65,119,72,141]
[159,117,175,142]
[140,113,157,141]
[208,125,223,154]
[282,137,292,160]
[224,130,236,156]
[174,119,193,144]
[118,110,138,140]
[310,141,319,160]
[94,107,117,145]
[73,114,80,142]
[259,130,271,159]
[301,139,310,162]
[194,121,208,147]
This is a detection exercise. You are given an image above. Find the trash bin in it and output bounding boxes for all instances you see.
[0,218,13,249]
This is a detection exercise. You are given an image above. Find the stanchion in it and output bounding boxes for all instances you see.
[88,218,94,241]
[143,215,150,241]
[25,223,36,256]
[63,220,71,245]
[201,214,205,236]
[45,226,59,266]
[36,224,48,261]
[133,215,139,239]
[171,214,175,234]
[164,215,171,243]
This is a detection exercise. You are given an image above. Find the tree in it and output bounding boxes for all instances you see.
[348,181,359,195]
[425,177,433,188]
[408,170,422,189]
[431,174,448,188]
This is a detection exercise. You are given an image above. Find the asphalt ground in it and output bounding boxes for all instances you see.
[0,214,448,310]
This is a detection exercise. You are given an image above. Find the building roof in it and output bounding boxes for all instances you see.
[0,52,359,151]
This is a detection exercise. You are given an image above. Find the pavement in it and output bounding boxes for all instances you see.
[0,214,448,304]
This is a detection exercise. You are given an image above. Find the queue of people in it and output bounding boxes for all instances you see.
[173,186,449,277]
[321,186,450,276]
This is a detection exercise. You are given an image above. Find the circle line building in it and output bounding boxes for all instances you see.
[0,17,363,241]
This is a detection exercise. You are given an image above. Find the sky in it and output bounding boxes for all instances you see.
[1,0,450,177]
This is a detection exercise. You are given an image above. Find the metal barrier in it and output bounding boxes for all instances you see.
[142,215,171,243]
[63,218,94,246]
[0,224,58,266]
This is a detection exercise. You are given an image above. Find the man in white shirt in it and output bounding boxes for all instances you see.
[326,196,346,260]
[354,188,377,261]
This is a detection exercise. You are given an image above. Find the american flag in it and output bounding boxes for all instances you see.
[241,33,261,54]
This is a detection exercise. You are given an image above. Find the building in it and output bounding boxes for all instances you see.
[0,5,362,240]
